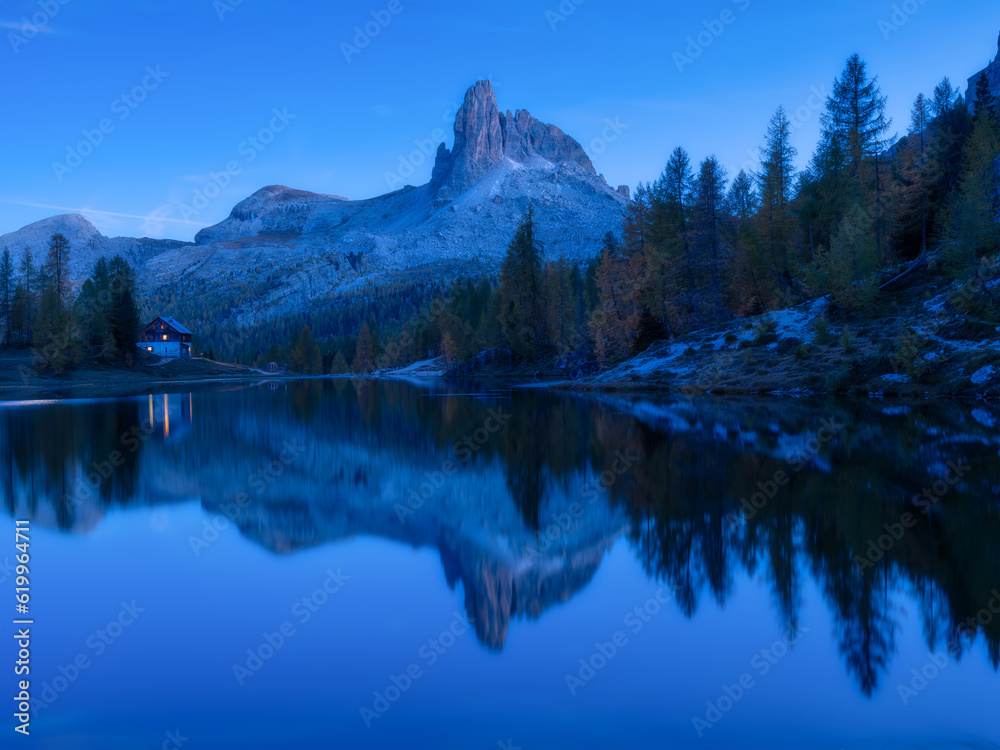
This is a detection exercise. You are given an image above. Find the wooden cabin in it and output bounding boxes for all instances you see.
[139,316,193,358]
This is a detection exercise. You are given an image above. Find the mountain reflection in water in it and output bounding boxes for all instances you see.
[3,380,999,698]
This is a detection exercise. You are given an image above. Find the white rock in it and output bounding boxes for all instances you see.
[971,365,996,386]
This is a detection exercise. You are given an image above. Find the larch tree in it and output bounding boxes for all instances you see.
[498,207,543,361]
[725,170,768,315]
[758,107,797,279]
[331,350,349,374]
[590,232,641,365]
[908,92,932,252]
[931,77,959,119]
[820,54,892,271]
[692,155,729,319]
[643,147,695,330]
[945,111,1000,271]
[45,233,71,303]
[19,247,36,341]
[354,321,375,373]
[0,249,12,343]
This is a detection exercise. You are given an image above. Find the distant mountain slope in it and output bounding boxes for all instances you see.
[0,213,188,283]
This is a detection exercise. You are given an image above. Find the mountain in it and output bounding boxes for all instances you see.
[140,80,627,323]
[0,213,187,284]
[1,81,626,325]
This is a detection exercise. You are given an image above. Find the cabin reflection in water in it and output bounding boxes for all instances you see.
[147,392,195,440]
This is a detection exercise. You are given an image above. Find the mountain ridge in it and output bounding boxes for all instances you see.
[1,80,625,324]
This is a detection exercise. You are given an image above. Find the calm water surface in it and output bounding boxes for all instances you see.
[1,380,998,749]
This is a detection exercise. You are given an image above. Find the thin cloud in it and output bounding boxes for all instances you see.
[0,20,56,33]
[0,199,203,226]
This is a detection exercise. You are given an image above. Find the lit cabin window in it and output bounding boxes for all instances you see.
[146,346,153,352]
[162,334,169,341]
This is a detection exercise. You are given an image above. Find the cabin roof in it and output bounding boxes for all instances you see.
[149,316,193,335]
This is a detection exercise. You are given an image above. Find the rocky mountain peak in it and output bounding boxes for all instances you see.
[431,80,596,200]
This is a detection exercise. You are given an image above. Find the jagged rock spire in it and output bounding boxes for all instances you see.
[431,80,595,200]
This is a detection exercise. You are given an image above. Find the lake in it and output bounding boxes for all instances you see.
[2,380,998,749]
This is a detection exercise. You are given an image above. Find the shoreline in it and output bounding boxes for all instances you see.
[2,369,994,404]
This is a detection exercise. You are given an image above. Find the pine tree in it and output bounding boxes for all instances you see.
[692,155,729,318]
[309,343,323,375]
[0,249,12,344]
[74,278,106,352]
[641,149,695,331]
[112,288,141,357]
[498,207,543,360]
[45,233,71,303]
[825,54,892,187]
[758,107,797,278]
[944,112,1000,271]
[725,170,769,315]
[973,71,996,120]
[19,247,36,342]
[544,254,578,355]
[331,350,349,374]
[33,280,73,373]
[9,283,28,345]
[354,322,375,373]
[292,324,317,373]
[931,77,959,119]
[908,92,932,252]
[590,232,641,364]
[814,204,879,312]
[441,331,459,366]
[818,54,892,264]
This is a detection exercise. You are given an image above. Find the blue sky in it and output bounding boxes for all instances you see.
[2,0,999,242]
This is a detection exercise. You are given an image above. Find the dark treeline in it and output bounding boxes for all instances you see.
[0,235,141,372]
[223,53,998,374]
